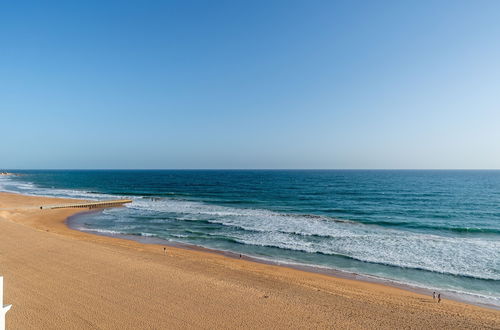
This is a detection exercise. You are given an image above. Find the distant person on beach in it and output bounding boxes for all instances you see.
[438,293,441,303]
[432,292,436,300]
[163,247,167,256]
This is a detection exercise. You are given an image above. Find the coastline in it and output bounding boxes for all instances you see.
[1,191,499,329]
[67,210,500,311]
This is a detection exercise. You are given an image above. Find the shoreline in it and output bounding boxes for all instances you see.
[1,191,499,328]
[67,210,500,311]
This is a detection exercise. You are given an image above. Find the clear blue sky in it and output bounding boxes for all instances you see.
[1,1,499,169]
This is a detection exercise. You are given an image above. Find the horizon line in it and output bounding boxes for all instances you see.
[4,168,500,171]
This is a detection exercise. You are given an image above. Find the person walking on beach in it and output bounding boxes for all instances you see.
[438,293,441,303]
[432,292,436,300]
[163,247,167,256]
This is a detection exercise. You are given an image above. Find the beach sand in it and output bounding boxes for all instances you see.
[0,192,498,329]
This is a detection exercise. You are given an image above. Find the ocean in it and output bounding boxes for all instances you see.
[1,170,498,307]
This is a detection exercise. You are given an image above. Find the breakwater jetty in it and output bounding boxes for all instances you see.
[42,200,132,210]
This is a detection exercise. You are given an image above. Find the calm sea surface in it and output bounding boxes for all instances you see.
[1,170,499,306]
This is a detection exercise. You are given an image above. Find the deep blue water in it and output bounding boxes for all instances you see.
[1,170,499,306]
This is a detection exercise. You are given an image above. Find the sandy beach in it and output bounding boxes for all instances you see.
[0,192,498,329]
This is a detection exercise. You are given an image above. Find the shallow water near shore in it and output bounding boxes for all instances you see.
[1,170,499,307]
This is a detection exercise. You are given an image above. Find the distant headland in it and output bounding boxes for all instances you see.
[0,172,16,176]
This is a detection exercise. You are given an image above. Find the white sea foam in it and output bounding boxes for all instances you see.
[140,232,156,237]
[0,175,115,200]
[128,197,500,281]
[75,227,122,235]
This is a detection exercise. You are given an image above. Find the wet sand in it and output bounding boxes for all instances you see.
[0,192,499,329]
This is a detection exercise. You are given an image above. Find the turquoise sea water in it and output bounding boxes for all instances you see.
[1,170,499,306]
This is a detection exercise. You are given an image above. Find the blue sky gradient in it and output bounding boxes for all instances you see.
[1,1,499,169]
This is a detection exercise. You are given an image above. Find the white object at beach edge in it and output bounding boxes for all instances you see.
[0,276,12,330]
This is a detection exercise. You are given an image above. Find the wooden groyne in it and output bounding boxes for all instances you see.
[42,199,132,210]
